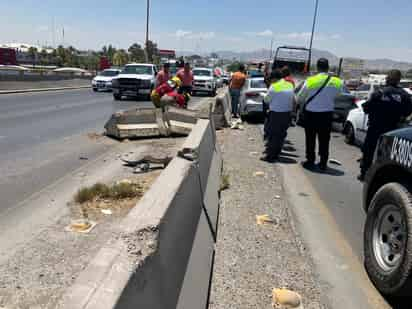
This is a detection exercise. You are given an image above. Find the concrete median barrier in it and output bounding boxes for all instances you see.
[104,108,170,139]
[165,106,198,135]
[59,117,222,309]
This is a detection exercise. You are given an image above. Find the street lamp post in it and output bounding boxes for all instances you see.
[308,0,319,72]
[145,0,150,63]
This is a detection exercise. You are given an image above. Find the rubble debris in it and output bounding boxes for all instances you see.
[254,171,265,177]
[65,219,97,234]
[256,214,274,225]
[272,288,303,309]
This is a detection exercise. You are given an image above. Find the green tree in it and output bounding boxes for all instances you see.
[113,49,129,66]
[28,47,38,66]
[39,49,48,65]
[210,52,219,59]
[145,40,159,63]
[128,43,145,62]
[227,62,242,72]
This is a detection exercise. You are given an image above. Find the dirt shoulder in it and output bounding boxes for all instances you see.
[208,124,326,309]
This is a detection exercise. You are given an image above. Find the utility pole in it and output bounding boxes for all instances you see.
[145,0,150,63]
[308,0,319,73]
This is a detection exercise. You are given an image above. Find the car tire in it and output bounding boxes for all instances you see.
[344,123,355,145]
[240,114,247,122]
[364,182,412,296]
[113,93,122,101]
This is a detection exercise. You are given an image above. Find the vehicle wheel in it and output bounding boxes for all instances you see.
[344,123,355,145]
[113,93,122,101]
[93,88,98,92]
[364,182,412,296]
[240,114,247,122]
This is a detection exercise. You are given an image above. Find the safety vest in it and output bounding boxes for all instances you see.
[265,79,294,112]
[272,79,294,93]
[306,73,342,91]
[303,73,343,112]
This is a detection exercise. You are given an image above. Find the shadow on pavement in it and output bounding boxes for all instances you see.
[280,151,300,158]
[283,145,297,152]
[277,156,298,164]
[302,164,345,176]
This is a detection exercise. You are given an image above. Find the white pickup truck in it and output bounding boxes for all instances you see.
[112,63,157,100]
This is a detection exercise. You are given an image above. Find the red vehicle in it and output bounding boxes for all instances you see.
[99,56,111,71]
[0,48,17,65]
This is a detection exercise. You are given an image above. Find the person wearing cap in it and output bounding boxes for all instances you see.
[156,63,171,87]
[229,64,247,118]
[297,58,343,171]
[358,69,412,181]
[261,69,295,162]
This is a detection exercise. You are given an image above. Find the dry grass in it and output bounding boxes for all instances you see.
[220,173,230,191]
[74,182,143,204]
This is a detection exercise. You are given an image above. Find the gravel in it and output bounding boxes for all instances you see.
[209,123,326,309]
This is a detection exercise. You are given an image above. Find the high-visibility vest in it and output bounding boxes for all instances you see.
[306,73,343,91]
[272,79,294,93]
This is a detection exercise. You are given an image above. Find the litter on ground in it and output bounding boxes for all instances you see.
[256,214,274,225]
[272,288,303,309]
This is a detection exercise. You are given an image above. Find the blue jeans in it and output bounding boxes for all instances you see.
[230,88,241,115]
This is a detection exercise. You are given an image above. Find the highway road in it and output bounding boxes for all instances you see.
[283,126,410,308]
[0,89,205,215]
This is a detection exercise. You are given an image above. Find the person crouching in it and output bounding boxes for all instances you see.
[261,69,295,163]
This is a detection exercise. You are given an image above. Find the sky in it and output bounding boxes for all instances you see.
[1,0,412,62]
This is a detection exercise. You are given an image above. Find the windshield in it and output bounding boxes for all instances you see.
[250,79,267,89]
[99,70,118,77]
[193,70,212,77]
[122,65,152,75]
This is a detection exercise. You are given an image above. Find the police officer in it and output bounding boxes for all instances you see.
[297,58,343,171]
[261,69,295,162]
[358,69,412,181]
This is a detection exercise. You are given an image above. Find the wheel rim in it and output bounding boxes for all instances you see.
[372,204,406,273]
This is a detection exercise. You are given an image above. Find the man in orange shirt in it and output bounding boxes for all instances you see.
[229,64,246,118]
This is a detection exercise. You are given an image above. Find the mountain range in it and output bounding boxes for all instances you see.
[179,49,412,71]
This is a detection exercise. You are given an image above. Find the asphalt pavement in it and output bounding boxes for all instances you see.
[0,89,205,215]
[276,125,411,308]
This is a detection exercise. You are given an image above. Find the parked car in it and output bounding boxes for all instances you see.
[400,79,412,96]
[92,69,121,92]
[351,83,383,101]
[247,70,265,78]
[345,79,362,91]
[294,81,358,126]
[111,63,157,100]
[192,68,217,96]
[221,73,230,85]
[363,127,412,296]
[239,77,267,120]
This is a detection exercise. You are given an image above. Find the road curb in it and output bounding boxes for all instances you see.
[277,163,390,309]
[0,85,91,94]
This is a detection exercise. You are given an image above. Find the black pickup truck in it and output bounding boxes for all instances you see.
[363,127,412,296]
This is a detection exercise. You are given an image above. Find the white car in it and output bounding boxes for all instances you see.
[92,69,120,92]
[351,83,383,101]
[112,63,157,100]
[192,68,217,96]
[344,100,368,145]
[239,78,267,120]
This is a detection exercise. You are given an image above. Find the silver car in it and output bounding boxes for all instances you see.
[239,78,268,120]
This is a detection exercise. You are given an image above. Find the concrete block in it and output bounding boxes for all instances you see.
[165,106,198,135]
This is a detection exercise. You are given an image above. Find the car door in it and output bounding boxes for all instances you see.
[239,80,250,114]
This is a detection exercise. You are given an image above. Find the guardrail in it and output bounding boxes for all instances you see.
[58,118,222,309]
